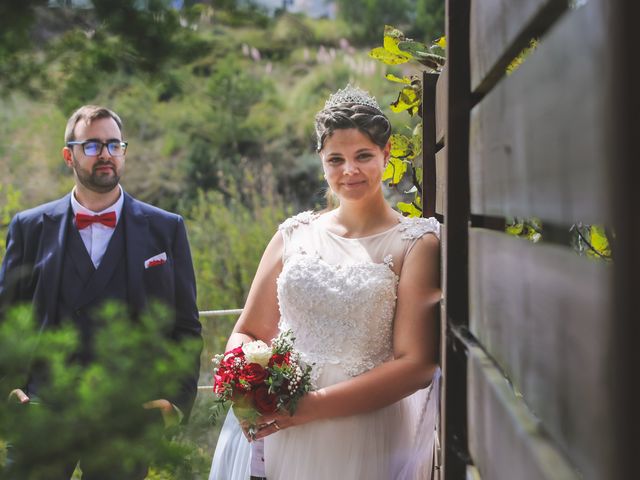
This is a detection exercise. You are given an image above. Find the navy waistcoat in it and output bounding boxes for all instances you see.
[57,213,129,364]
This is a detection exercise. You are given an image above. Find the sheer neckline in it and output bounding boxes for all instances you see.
[320,217,403,241]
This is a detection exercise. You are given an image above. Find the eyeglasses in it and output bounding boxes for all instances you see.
[66,140,128,157]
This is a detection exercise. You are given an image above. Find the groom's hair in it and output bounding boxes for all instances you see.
[314,103,392,152]
[64,105,124,143]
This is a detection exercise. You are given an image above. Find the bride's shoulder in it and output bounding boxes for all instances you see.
[278,210,321,234]
[397,216,441,240]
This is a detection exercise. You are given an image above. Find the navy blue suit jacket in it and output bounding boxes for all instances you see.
[0,191,202,419]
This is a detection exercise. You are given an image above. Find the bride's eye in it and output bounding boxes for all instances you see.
[356,153,373,161]
[326,156,344,165]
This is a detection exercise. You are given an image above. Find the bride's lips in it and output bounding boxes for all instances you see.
[342,180,367,187]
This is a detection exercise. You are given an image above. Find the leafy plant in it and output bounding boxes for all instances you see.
[369,25,445,217]
[0,303,203,479]
[502,40,613,260]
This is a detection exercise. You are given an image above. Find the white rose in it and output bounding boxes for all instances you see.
[242,340,272,367]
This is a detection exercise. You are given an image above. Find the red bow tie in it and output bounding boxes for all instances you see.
[75,211,117,229]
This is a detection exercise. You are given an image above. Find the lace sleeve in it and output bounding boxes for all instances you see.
[398,217,440,256]
[277,211,319,262]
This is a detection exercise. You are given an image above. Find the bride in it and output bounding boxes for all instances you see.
[210,85,441,480]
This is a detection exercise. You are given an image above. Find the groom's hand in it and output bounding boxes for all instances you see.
[8,389,29,404]
[143,398,180,427]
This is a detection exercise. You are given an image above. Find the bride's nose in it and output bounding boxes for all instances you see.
[343,160,360,175]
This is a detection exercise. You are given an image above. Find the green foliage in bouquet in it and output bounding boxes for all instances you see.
[211,330,313,433]
[0,302,203,479]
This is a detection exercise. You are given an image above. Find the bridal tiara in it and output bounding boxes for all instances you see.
[324,84,382,112]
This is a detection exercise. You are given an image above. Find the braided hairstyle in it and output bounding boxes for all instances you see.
[314,103,392,152]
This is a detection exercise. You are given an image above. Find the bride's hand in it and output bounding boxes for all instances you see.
[251,392,321,441]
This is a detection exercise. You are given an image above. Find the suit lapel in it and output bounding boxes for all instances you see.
[123,192,148,314]
[38,195,72,327]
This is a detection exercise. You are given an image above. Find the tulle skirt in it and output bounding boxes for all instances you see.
[209,365,440,480]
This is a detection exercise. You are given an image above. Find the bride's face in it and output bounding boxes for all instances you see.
[320,128,390,203]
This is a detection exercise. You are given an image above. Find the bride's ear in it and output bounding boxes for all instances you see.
[383,141,391,165]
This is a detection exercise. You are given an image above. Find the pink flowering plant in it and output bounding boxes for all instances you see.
[211,330,313,435]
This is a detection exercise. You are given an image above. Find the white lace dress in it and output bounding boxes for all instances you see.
[210,212,441,480]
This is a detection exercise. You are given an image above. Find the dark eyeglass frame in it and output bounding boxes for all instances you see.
[66,140,128,157]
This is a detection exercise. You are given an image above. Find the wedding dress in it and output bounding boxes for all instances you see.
[210,211,441,480]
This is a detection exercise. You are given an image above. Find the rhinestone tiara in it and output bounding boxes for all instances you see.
[324,84,382,111]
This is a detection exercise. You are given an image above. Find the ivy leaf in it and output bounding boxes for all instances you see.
[385,73,412,84]
[368,25,413,65]
[383,35,411,58]
[390,133,417,160]
[397,39,430,54]
[506,223,524,236]
[369,47,411,65]
[398,41,446,70]
[434,36,447,49]
[525,226,542,243]
[382,157,408,185]
[390,85,421,115]
[506,38,538,75]
[587,225,611,258]
[397,201,422,217]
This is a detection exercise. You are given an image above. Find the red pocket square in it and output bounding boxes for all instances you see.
[144,252,167,269]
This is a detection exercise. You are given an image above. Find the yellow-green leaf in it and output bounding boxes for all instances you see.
[383,35,409,57]
[506,38,538,75]
[369,46,410,65]
[381,162,394,182]
[506,223,524,236]
[385,73,412,84]
[382,157,408,185]
[390,134,413,158]
[397,201,422,218]
[381,25,412,60]
[587,225,611,258]
[390,85,421,115]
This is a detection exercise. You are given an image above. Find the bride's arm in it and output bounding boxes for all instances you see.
[255,232,440,438]
[224,231,284,351]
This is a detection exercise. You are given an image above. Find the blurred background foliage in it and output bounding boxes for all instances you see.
[0,0,444,477]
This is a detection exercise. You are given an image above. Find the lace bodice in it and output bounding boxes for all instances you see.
[276,212,439,382]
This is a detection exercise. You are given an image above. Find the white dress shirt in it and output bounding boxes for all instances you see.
[70,185,124,268]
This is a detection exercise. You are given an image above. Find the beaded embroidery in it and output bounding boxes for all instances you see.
[275,213,440,382]
[398,217,440,240]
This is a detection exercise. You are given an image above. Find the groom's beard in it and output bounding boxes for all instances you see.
[73,155,122,194]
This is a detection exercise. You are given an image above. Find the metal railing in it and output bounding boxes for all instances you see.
[199,308,243,318]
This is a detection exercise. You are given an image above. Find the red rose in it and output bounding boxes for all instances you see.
[221,346,245,367]
[268,352,291,368]
[253,386,278,414]
[229,346,245,357]
[213,369,234,394]
[241,362,268,385]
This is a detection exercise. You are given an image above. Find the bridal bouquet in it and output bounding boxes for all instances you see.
[212,330,313,436]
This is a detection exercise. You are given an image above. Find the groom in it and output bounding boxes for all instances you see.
[0,105,202,479]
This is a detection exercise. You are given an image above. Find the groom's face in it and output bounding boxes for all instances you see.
[63,117,125,194]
